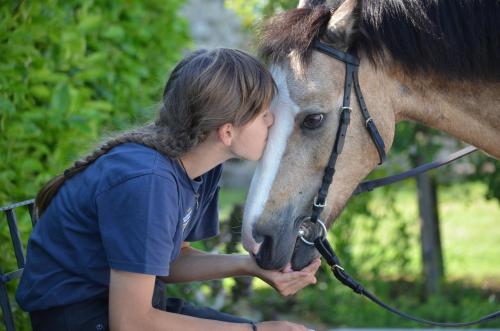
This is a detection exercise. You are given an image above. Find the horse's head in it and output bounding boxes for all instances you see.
[242,0,396,271]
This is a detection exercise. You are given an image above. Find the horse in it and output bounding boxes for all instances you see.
[242,0,500,271]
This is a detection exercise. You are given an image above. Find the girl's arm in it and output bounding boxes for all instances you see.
[109,268,309,331]
[160,242,321,297]
[109,269,253,331]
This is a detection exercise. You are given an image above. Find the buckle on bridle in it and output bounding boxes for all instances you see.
[365,117,373,127]
[313,196,326,208]
[332,264,344,271]
[298,217,327,246]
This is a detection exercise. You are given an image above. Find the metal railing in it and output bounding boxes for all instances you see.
[1,199,36,331]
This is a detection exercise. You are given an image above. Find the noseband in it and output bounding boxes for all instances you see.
[299,40,499,327]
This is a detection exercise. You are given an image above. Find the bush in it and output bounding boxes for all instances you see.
[0,0,191,205]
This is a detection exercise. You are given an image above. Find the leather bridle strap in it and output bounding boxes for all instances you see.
[310,41,386,223]
[310,48,353,223]
[314,236,500,327]
[353,67,386,164]
[314,41,386,165]
[310,107,350,224]
[314,40,359,65]
[353,145,478,195]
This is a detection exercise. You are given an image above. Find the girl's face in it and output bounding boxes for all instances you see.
[231,107,274,161]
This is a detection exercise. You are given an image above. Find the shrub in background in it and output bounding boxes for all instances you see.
[0,0,191,204]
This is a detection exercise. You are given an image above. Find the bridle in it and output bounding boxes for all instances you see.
[298,40,500,327]
[309,40,386,227]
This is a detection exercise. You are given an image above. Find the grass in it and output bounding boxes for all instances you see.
[346,181,500,281]
[440,184,500,280]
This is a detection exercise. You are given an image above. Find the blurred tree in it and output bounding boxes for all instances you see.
[410,126,444,295]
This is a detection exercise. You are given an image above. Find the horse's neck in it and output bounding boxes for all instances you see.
[371,66,500,159]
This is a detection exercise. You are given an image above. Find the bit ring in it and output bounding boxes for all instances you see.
[298,217,327,246]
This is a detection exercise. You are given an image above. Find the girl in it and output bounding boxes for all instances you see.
[16,48,320,331]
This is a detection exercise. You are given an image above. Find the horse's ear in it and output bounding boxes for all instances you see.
[325,0,359,49]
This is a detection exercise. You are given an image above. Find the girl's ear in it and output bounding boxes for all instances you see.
[216,123,235,147]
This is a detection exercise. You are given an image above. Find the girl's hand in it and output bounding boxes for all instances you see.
[251,258,321,296]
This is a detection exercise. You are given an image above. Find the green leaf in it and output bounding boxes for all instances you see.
[30,85,51,101]
[50,82,71,114]
[101,25,125,42]
[0,97,15,114]
[78,15,102,32]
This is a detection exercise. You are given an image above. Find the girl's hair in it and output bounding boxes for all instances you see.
[35,48,277,217]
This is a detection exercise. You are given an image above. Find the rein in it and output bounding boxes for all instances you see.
[302,40,500,327]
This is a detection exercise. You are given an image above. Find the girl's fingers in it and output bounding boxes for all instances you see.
[278,274,317,294]
[301,258,321,272]
[263,260,320,295]
[279,278,316,296]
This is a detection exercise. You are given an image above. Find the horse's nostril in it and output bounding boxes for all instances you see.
[252,227,265,244]
[255,235,274,267]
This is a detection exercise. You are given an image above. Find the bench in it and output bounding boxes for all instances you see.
[1,200,36,331]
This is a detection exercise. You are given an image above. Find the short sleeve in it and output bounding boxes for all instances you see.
[185,186,220,241]
[96,174,179,276]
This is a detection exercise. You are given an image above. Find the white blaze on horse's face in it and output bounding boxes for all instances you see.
[242,66,300,255]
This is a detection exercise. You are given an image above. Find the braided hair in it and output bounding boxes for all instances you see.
[35,48,277,217]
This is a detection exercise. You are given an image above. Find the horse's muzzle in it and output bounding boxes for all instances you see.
[254,216,322,271]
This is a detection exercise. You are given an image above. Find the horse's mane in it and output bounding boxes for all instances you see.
[259,0,500,81]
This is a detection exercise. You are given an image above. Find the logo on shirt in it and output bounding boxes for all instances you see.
[182,208,193,231]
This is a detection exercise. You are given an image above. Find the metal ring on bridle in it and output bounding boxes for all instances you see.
[298,218,327,246]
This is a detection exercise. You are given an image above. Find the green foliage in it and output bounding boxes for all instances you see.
[465,152,500,203]
[288,277,500,328]
[225,0,296,28]
[0,0,191,205]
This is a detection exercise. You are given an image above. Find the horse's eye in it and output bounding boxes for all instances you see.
[302,113,325,129]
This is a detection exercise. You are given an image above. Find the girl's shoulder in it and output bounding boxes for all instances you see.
[89,143,179,190]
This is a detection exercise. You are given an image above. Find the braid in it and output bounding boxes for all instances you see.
[63,138,125,179]
[155,108,210,158]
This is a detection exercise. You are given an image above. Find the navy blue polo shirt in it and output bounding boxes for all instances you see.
[16,143,221,311]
